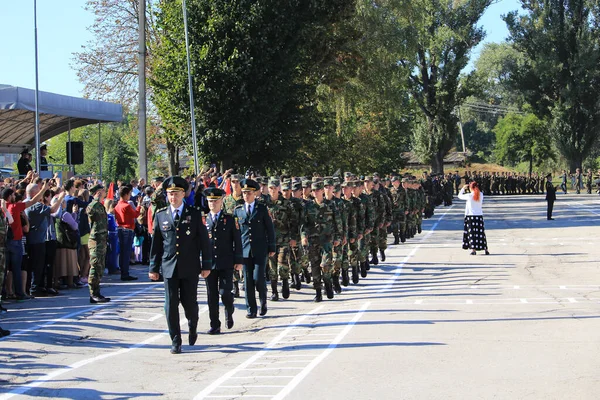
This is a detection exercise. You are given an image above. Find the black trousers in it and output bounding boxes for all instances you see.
[44,240,57,290]
[243,257,267,314]
[28,242,47,294]
[163,276,199,344]
[204,269,234,328]
[547,200,554,219]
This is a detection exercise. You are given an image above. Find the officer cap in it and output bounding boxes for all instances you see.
[268,177,281,187]
[311,181,324,191]
[281,181,292,191]
[302,180,312,188]
[90,184,105,195]
[323,177,335,187]
[163,176,189,193]
[231,174,244,182]
[204,187,225,200]
[240,179,260,192]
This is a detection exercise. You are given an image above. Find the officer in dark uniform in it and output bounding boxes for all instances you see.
[545,173,557,220]
[149,176,212,354]
[233,179,276,319]
[203,187,243,334]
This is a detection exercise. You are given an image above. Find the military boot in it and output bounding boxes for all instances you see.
[324,280,334,299]
[370,250,378,266]
[270,281,279,301]
[360,261,368,278]
[351,264,359,284]
[400,232,406,243]
[313,289,323,302]
[293,273,302,290]
[380,249,386,262]
[393,234,400,245]
[303,269,311,284]
[282,279,290,299]
[341,269,350,287]
[418,225,422,234]
[332,276,342,294]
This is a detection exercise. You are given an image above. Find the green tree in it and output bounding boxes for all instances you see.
[504,0,600,171]
[395,0,493,173]
[493,112,555,173]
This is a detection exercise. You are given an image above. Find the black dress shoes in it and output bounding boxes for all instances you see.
[170,343,182,354]
[225,307,234,329]
[208,327,221,335]
[121,275,138,281]
[246,312,257,319]
[90,295,111,303]
[189,325,198,345]
[259,300,268,316]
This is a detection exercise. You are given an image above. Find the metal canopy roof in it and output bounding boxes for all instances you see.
[0,84,123,153]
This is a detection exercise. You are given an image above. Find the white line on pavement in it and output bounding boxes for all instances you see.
[193,305,324,400]
[271,302,370,400]
[0,305,208,400]
[378,206,455,293]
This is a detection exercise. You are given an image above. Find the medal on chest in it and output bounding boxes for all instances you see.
[186,229,191,236]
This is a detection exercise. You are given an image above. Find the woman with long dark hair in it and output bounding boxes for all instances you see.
[458,181,490,255]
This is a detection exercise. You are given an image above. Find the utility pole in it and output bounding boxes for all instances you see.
[138,0,147,181]
[33,0,41,171]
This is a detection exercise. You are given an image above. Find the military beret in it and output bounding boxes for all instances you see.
[90,184,104,195]
[281,181,291,191]
[162,176,189,193]
[311,181,324,191]
[323,177,335,186]
[268,178,281,187]
[302,180,312,188]
[204,187,225,199]
[240,179,260,192]
[231,174,244,181]
[292,182,303,191]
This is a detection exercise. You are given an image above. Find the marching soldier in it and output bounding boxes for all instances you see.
[340,181,358,286]
[358,177,375,278]
[282,180,305,290]
[366,176,384,266]
[233,179,276,318]
[87,184,110,303]
[324,178,345,293]
[223,174,245,298]
[203,187,243,334]
[390,176,408,244]
[149,176,212,354]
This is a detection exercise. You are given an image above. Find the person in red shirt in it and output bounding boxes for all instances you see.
[3,176,50,301]
[114,186,141,281]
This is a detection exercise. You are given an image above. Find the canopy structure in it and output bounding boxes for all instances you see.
[0,84,123,153]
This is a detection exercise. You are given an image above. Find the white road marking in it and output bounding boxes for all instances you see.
[520,299,528,303]
[567,298,577,303]
[466,300,473,304]
[271,302,370,400]
[414,299,423,304]
[193,305,324,400]
[513,285,520,289]
[0,305,208,400]
[378,206,454,293]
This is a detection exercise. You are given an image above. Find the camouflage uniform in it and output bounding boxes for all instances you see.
[416,185,426,233]
[359,188,375,264]
[329,190,347,281]
[288,193,305,279]
[406,187,416,238]
[302,187,341,294]
[349,185,364,282]
[267,194,294,282]
[87,198,108,297]
[390,179,408,243]
[368,186,385,259]
[223,193,244,215]
[378,184,392,252]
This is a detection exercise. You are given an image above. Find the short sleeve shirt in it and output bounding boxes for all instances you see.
[7,202,27,241]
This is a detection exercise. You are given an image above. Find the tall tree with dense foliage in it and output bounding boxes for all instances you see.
[504,0,600,171]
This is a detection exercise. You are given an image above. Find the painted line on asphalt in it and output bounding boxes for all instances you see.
[0,305,208,400]
[0,283,162,342]
[378,206,455,293]
[193,305,325,400]
[271,302,370,400]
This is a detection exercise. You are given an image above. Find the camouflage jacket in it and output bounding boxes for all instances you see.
[223,193,244,215]
[301,199,341,245]
[390,186,408,216]
[359,193,375,231]
[87,199,108,240]
[331,197,348,241]
[288,197,305,242]
[267,195,294,246]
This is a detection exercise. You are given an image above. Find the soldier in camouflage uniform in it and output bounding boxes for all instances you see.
[302,181,341,302]
[255,177,272,205]
[222,174,246,297]
[87,184,110,303]
[359,176,375,277]
[404,179,417,239]
[326,178,346,294]
[367,176,385,265]
[266,178,295,301]
[375,176,392,261]
[347,181,364,284]
[390,176,408,244]
[282,180,305,290]
[340,181,358,286]
[415,180,426,234]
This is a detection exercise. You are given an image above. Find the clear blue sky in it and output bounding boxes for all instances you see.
[0,0,522,98]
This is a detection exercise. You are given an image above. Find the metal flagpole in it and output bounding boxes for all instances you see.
[138,0,147,181]
[182,0,200,175]
[33,0,41,171]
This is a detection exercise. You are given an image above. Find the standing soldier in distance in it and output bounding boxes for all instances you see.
[586,169,593,194]
[203,187,243,334]
[149,176,212,354]
[88,184,110,303]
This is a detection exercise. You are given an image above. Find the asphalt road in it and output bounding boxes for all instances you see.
[1,193,599,400]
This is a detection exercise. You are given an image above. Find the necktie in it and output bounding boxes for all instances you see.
[247,205,251,215]
[212,213,218,223]
[174,209,180,224]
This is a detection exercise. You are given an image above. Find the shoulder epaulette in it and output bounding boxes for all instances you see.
[234,204,244,209]
[156,206,168,213]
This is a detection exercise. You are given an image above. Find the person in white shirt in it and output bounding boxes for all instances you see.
[457,181,490,255]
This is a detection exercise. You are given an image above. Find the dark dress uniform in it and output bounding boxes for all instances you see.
[149,177,212,353]
[545,176,557,220]
[204,207,243,332]
[233,179,276,318]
